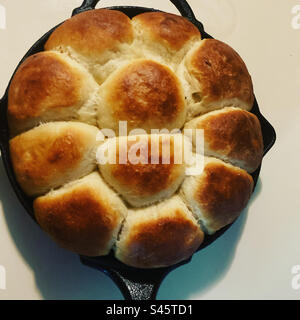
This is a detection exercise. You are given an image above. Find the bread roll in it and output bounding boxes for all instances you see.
[180,157,254,234]
[10,122,100,196]
[98,134,187,207]
[115,195,204,268]
[177,39,254,119]
[34,172,127,256]
[45,9,134,84]
[8,51,99,136]
[132,12,201,68]
[185,107,263,172]
[97,59,186,134]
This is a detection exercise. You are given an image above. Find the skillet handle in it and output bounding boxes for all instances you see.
[105,268,170,300]
[80,256,171,300]
[72,0,196,20]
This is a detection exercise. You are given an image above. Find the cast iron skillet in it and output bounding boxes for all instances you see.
[0,0,276,300]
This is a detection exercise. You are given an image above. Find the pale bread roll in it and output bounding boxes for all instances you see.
[45,9,134,84]
[132,12,201,68]
[180,157,254,234]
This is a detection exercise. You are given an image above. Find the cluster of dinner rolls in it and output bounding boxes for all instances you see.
[8,9,263,268]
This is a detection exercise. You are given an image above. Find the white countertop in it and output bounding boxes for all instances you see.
[0,0,299,300]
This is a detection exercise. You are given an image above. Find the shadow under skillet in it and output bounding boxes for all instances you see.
[0,157,123,300]
[157,179,262,300]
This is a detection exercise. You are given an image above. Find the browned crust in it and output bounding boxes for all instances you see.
[111,163,175,196]
[196,161,254,231]
[133,12,201,50]
[120,210,204,268]
[105,60,185,128]
[199,109,263,172]
[45,9,133,58]
[105,136,184,196]
[8,52,82,125]
[188,39,254,108]
[9,127,89,195]
[34,186,121,256]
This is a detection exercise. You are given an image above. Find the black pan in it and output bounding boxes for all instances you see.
[0,0,276,300]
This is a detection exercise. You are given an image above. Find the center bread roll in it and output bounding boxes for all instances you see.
[97,59,186,134]
[98,134,188,207]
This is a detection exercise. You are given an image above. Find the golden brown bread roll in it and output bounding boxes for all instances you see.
[132,12,201,67]
[97,59,186,134]
[10,122,100,197]
[185,107,263,172]
[177,39,254,119]
[34,172,127,256]
[180,157,254,234]
[8,51,99,136]
[45,9,134,84]
[115,195,204,268]
[98,134,187,207]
